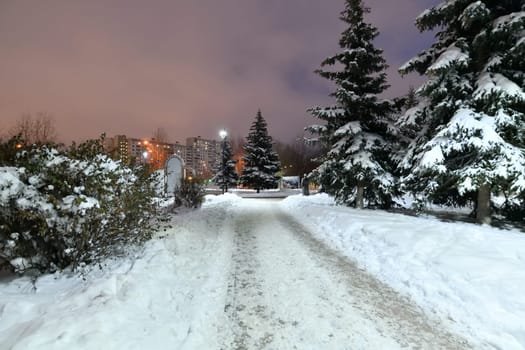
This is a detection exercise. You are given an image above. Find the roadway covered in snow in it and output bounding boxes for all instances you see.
[221,199,468,349]
[1,194,523,349]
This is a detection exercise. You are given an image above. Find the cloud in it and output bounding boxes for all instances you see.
[0,0,439,144]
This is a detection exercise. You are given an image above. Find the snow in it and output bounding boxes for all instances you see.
[426,45,469,74]
[398,57,416,73]
[334,121,361,136]
[221,199,442,348]
[412,107,525,193]
[493,11,525,32]
[419,144,446,172]
[398,106,421,127]
[281,194,525,350]
[60,195,100,214]
[0,167,25,202]
[475,73,525,100]
[308,106,344,119]
[1,194,524,349]
[0,195,236,349]
[460,1,489,30]
[0,168,52,214]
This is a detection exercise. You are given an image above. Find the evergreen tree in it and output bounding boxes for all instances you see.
[398,0,525,223]
[307,0,395,209]
[240,110,281,193]
[405,86,419,109]
[212,135,238,193]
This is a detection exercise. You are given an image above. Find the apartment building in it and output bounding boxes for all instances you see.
[128,138,180,170]
[185,136,221,178]
[105,134,220,179]
[104,134,130,164]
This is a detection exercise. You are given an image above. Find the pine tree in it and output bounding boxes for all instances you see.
[405,86,419,109]
[240,110,281,193]
[307,0,395,209]
[399,1,525,224]
[212,135,238,193]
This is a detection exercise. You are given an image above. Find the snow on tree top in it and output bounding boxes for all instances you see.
[334,121,362,136]
[493,11,525,31]
[343,151,375,170]
[399,57,418,73]
[397,106,422,128]
[416,8,431,22]
[475,73,525,100]
[484,55,502,70]
[399,49,436,75]
[426,45,469,74]
[343,48,368,55]
[459,2,490,31]
[318,107,345,117]
[419,145,446,172]
[419,108,525,180]
[429,108,502,150]
[415,0,461,24]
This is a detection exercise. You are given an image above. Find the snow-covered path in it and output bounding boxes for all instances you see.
[220,199,470,349]
[7,194,519,349]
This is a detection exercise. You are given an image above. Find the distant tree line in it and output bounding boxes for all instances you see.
[2,112,58,146]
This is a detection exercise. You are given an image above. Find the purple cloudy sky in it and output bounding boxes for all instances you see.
[0,0,438,144]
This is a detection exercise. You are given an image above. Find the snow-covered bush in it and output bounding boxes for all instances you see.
[174,178,205,208]
[0,137,158,273]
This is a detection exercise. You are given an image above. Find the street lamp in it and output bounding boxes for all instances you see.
[219,129,228,194]
[142,151,149,164]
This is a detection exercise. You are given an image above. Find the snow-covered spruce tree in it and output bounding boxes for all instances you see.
[240,110,281,193]
[399,1,525,224]
[212,135,238,193]
[306,0,395,209]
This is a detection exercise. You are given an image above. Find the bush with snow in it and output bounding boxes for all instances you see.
[174,178,205,209]
[0,137,158,273]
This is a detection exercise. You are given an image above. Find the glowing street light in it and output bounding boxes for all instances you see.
[219,129,228,194]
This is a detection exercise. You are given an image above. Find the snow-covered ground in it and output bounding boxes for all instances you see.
[0,195,239,349]
[221,197,468,349]
[0,193,524,349]
[281,194,525,350]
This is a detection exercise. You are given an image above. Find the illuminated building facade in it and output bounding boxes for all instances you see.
[104,134,130,164]
[185,136,221,178]
[105,135,220,178]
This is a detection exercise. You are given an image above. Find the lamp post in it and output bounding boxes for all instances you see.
[219,129,228,194]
